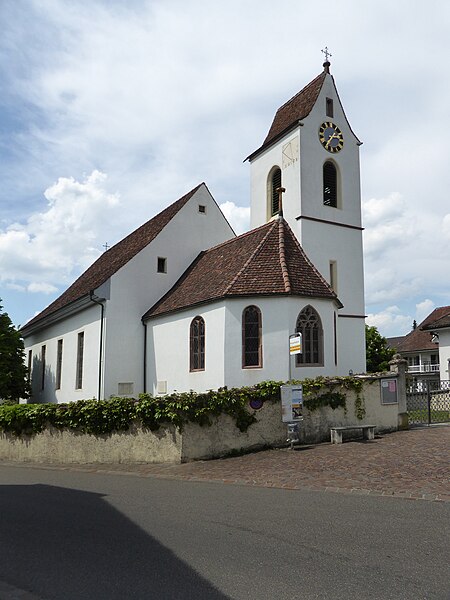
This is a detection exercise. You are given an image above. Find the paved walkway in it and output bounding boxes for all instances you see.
[4,425,449,502]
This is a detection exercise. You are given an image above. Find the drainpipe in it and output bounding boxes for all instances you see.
[142,318,147,394]
[90,291,105,400]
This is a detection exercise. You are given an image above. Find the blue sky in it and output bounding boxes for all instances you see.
[1,0,449,337]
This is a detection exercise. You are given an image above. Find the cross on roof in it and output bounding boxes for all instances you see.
[321,46,332,62]
[103,242,110,251]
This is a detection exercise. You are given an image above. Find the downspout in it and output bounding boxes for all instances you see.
[90,291,105,400]
[142,318,147,394]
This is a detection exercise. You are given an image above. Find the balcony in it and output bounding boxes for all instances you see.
[407,363,440,374]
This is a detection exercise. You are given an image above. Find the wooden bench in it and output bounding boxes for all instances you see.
[330,425,376,444]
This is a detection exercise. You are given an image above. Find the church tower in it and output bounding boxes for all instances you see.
[246,57,366,374]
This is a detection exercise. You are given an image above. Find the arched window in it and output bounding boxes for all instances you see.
[269,167,282,216]
[242,306,262,368]
[190,316,205,371]
[323,161,337,207]
[296,306,323,366]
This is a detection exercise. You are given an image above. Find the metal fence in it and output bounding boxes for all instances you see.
[406,379,450,425]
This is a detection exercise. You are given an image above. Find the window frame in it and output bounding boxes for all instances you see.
[242,305,263,368]
[267,166,282,218]
[56,339,63,390]
[76,332,84,389]
[323,160,338,208]
[295,306,324,367]
[190,316,205,372]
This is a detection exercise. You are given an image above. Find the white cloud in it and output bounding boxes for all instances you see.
[366,306,412,338]
[219,201,250,235]
[0,170,119,287]
[415,299,435,324]
[27,282,58,294]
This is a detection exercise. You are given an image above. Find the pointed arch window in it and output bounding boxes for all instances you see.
[323,161,337,207]
[269,167,282,216]
[296,306,323,366]
[242,306,262,368]
[190,316,205,371]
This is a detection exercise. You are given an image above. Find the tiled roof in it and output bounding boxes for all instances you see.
[394,306,450,353]
[422,306,450,331]
[22,184,203,331]
[386,336,406,350]
[246,71,326,160]
[144,216,340,319]
[264,72,326,145]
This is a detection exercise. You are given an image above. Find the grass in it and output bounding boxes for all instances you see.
[408,409,450,424]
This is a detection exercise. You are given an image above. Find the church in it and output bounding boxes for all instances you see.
[21,59,366,403]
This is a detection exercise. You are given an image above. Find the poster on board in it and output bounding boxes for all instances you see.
[281,384,303,422]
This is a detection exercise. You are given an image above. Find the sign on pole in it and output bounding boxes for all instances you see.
[289,334,302,355]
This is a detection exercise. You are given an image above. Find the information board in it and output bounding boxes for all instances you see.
[381,378,398,404]
[281,384,303,422]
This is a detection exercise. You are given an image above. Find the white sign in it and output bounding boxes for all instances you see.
[281,384,303,422]
[289,334,302,355]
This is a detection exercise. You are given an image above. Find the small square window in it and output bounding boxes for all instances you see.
[157,257,167,273]
[198,204,206,214]
[326,97,334,118]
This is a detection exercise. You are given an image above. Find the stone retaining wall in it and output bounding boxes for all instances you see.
[0,373,405,464]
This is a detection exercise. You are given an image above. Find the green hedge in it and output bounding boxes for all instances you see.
[0,376,364,437]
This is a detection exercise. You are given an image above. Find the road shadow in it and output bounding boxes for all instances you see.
[0,483,230,599]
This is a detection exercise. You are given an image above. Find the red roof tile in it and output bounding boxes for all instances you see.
[246,71,326,161]
[394,306,450,352]
[422,307,450,331]
[22,184,203,331]
[144,217,340,319]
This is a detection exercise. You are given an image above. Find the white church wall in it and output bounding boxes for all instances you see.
[101,186,234,399]
[249,131,301,230]
[147,303,226,395]
[147,296,339,395]
[223,297,339,388]
[23,305,101,403]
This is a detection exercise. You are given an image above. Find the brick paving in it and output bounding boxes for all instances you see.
[4,425,449,502]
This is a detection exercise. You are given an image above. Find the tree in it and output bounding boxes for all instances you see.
[0,301,30,402]
[365,324,396,373]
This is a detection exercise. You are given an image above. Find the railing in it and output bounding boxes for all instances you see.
[407,363,440,373]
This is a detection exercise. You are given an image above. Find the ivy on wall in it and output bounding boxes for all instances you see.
[0,376,366,437]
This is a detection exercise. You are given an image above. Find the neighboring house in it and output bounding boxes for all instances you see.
[387,306,450,388]
[21,58,366,402]
[422,306,450,382]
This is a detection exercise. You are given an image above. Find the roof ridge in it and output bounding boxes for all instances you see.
[284,220,339,301]
[223,220,278,295]
[278,217,291,293]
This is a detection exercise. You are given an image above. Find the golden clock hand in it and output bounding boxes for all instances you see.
[325,132,338,148]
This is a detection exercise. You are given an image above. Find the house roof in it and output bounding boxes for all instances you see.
[422,306,450,331]
[144,216,341,319]
[245,71,326,162]
[386,336,405,350]
[392,306,450,353]
[22,183,204,332]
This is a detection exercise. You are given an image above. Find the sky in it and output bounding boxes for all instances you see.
[1,0,449,338]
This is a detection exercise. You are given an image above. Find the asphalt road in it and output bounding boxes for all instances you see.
[0,465,448,600]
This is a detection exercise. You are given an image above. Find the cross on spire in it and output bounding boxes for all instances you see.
[321,46,332,62]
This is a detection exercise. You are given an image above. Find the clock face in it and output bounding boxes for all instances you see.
[319,122,344,153]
